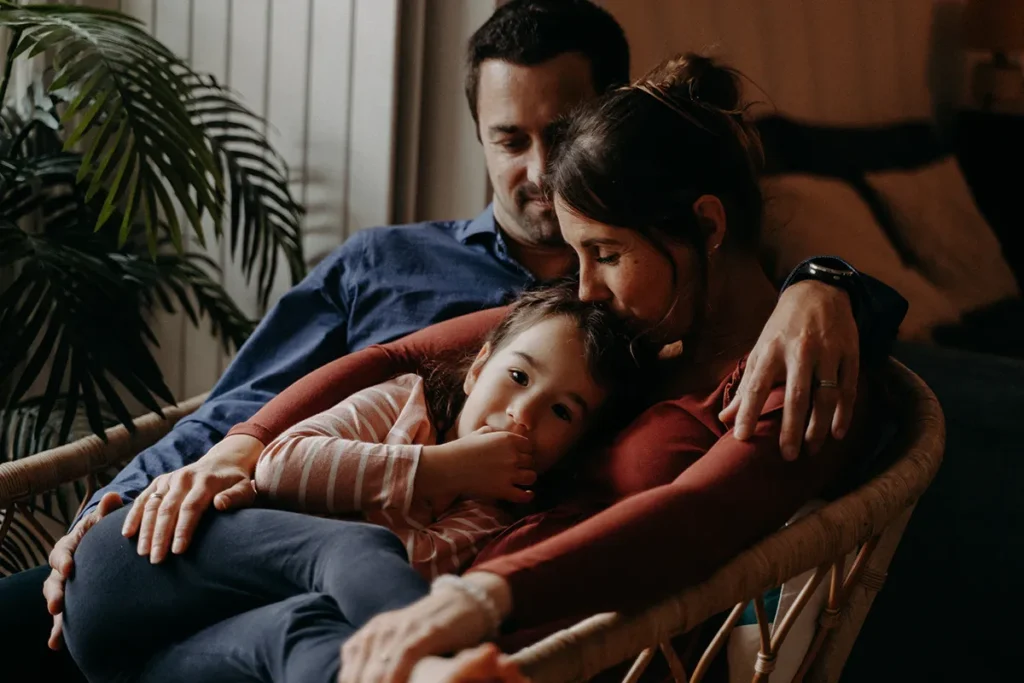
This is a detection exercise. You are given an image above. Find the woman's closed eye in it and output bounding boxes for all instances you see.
[595,252,620,265]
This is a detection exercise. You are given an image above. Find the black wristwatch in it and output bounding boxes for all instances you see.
[782,256,863,316]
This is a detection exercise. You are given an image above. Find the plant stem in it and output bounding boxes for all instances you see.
[0,27,23,112]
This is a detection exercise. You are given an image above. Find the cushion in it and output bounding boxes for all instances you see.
[865,157,1020,314]
[761,174,960,341]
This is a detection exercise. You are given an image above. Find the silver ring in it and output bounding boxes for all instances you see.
[380,653,392,663]
[816,379,840,389]
[150,492,164,500]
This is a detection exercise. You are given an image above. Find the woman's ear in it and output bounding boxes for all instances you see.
[463,342,492,395]
[692,194,728,254]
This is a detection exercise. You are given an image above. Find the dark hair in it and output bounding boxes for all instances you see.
[464,0,630,129]
[547,53,765,296]
[423,279,647,433]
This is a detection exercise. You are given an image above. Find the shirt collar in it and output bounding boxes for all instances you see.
[457,204,534,281]
[456,204,498,243]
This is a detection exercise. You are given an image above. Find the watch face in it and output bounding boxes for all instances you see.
[808,262,855,278]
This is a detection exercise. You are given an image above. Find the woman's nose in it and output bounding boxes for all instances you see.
[578,265,609,303]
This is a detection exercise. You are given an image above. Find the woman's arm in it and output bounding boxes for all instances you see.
[228,306,507,445]
[472,375,878,628]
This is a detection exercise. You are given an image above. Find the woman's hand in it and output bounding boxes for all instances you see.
[720,280,859,459]
[406,645,530,683]
[418,427,535,506]
[340,572,513,683]
[120,433,265,563]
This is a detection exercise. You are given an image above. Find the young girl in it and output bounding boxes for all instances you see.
[63,281,646,683]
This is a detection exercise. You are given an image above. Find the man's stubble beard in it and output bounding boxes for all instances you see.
[516,203,563,247]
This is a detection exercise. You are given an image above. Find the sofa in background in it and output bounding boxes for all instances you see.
[755,115,1024,682]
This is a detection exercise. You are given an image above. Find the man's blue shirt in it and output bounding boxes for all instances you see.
[79,206,533,520]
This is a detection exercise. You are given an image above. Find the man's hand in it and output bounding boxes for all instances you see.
[719,280,859,460]
[121,434,264,564]
[43,491,123,651]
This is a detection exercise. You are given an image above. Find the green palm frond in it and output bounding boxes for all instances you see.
[0,5,307,445]
[0,3,222,250]
[185,73,304,309]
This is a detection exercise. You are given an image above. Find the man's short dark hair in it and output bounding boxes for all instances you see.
[465,0,630,128]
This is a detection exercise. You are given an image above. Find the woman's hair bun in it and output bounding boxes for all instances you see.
[641,52,742,112]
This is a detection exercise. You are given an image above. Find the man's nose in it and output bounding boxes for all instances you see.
[525,142,548,188]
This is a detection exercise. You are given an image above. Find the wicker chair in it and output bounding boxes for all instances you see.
[0,360,944,683]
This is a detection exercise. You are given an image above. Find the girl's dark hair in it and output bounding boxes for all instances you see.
[423,279,647,433]
[546,53,765,317]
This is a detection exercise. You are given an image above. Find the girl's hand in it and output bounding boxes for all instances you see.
[419,427,535,505]
[121,434,264,563]
[340,573,513,683]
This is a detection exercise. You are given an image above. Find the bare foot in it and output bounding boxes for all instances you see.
[408,644,528,683]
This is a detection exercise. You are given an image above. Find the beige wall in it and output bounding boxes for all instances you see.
[600,0,966,125]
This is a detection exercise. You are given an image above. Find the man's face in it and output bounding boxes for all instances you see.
[476,52,597,248]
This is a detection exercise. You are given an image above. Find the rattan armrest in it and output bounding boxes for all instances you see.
[0,394,207,508]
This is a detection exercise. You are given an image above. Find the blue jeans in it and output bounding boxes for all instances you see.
[62,507,429,683]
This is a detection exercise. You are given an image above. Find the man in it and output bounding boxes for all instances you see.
[0,1,903,679]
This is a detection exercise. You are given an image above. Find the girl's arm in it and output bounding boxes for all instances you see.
[227,306,506,445]
[407,500,513,578]
[253,376,427,515]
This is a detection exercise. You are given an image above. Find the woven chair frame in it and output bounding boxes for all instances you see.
[0,360,943,683]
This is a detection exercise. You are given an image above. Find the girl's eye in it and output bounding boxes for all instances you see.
[552,404,573,422]
[509,369,529,386]
[595,253,620,265]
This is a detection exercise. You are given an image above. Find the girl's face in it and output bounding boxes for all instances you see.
[555,195,708,345]
[455,315,608,474]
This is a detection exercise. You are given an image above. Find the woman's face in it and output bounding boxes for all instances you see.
[555,196,700,343]
[455,315,608,474]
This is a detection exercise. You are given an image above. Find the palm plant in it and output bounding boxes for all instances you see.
[0,3,306,449]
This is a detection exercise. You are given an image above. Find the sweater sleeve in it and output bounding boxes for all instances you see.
[228,306,507,445]
[409,500,514,579]
[471,377,875,628]
[252,377,426,515]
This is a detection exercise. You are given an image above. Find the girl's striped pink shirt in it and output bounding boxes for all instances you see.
[253,373,513,579]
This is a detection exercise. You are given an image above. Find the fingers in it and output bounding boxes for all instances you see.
[148,480,191,564]
[500,486,534,505]
[135,479,169,557]
[48,533,76,581]
[804,353,841,456]
[96,491,123,517]
[213,479,257,512]
[732,352,779,441]
[496,654,531,683]
[121,486,152,538]
[43,568,65,616]
[515,453,533,469]
[341,632,376,683]
[47,612,64,652]
[832,352,859,440]
[779,349,814,461]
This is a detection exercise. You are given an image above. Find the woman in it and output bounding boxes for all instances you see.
[98,54,887,682]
